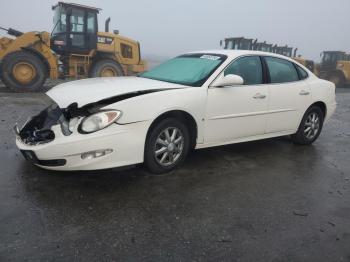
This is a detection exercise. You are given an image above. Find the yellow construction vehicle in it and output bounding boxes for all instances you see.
[318,51,350,86]
[0,2,146,92]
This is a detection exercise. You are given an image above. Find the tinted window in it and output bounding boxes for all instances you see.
[224,56,263,85]
[87,13,96,33]
[70,9,84,32]
[52,7,67,34]
[265,57,299,83]
[296,65,308,80]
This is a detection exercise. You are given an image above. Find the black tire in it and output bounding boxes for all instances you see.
[0,51,47,92]
[89,59,124,77]
[144,118,190,174]
[292,106,324,145]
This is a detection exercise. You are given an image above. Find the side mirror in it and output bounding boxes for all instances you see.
[211,74,244,87]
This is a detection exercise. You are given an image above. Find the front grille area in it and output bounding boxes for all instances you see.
[19,104,64,145]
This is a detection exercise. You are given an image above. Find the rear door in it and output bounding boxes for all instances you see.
[263,56,312,133]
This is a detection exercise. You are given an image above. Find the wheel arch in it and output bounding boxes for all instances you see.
[146,110,198,150]
[309,101,327,118]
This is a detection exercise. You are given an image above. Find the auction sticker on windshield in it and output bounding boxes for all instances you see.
[200,55,221,60]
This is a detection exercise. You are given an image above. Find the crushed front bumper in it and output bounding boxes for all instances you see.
[16,120,150,171]
[15,102,151,171]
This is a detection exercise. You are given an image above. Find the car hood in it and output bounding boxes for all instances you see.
[46,77,185,108]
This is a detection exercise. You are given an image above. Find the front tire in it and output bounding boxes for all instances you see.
[144,118,190,174]
[292,106,324,145]
[0,51,47,92]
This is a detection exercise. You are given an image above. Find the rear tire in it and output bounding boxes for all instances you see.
[292,106,324,145]
[89,59,124,77]
[144,118,190,174]
[0,51,47,92]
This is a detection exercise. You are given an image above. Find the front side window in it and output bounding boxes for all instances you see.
[224,56,263,85]
[265,57,299,83]
[296,65,308,80]
[52,7,67,34]
[140,54,227,86]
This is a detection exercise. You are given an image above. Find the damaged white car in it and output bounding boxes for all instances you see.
[15,50,336,174]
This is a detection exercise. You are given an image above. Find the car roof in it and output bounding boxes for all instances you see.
[186,49,314,76]
[188,49,293,60]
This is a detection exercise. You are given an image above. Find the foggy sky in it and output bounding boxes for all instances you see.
[1,0,349,61]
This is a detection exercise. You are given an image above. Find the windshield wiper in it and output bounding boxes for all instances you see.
[51,19,60,35]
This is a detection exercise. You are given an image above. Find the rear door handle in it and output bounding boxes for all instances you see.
[299,90,310,96]
[253,93,266,99]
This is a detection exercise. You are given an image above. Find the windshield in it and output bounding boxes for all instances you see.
[140,54,227,86]
[52,6,67,34]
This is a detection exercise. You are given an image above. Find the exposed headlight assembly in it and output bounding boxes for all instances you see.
[79,110,122,134]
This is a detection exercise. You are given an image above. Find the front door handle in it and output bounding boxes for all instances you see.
[299,90,310,96]
[253,93,266,99]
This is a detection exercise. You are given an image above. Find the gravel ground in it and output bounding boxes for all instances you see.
[0,82,349,261]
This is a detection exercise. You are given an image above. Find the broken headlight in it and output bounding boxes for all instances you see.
[78,110,122,134]
[68,117,80,132]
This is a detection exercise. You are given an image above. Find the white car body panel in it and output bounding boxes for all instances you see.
[265,80,312,133]
[205,83,268,144]
[47,77,185,108]
[15,50,336,171]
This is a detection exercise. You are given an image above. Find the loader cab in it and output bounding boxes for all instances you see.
[273,46,293,57]
[320,51,347,71]
[51,2,99,55]
[222,37,254,50]
[252,42,272,52]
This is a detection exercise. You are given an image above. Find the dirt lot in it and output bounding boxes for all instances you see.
[0,82,350,261]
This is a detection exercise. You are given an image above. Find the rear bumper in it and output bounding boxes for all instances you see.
[16,121,150,171]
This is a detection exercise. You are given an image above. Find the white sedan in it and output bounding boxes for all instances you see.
[15,50,336,174]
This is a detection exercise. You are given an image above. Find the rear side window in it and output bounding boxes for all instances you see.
[265,57,299,83]
[296,65,308,80]
[224,56,263,85]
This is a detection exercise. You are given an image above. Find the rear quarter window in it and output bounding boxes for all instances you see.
[265,57,299,83]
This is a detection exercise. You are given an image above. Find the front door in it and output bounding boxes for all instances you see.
[68,8,88,53]
[204,56,269,144]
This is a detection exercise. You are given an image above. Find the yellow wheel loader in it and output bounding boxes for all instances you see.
[318,51,350,87]
[0,2,147,92]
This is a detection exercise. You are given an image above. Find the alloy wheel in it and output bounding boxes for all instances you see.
[154,127,184,166]
[304,112,320,140]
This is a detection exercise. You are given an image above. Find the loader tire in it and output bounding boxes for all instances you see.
[89,59,124,78]
[0,51,47,92]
